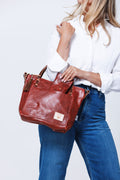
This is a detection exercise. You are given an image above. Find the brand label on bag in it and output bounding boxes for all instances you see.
[53,112,64,121]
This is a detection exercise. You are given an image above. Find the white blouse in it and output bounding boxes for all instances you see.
[42,15,120,94]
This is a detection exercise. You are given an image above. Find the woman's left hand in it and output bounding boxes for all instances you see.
[60,65,81,82]
[60,65,102,88]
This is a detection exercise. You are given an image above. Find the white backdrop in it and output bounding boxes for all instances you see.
[0,0,120,179]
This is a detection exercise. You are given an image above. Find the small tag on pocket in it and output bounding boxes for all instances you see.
[53,112,64,121]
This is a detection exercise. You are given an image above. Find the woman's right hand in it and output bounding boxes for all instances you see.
[56,21,75,42]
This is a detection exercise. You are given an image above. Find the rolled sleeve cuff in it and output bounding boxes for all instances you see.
[47,50,69,72]
[99,72,113,94]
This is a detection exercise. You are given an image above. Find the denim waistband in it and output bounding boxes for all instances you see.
[74,83,104,96]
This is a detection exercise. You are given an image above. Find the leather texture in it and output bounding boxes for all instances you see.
[19,65,89,133]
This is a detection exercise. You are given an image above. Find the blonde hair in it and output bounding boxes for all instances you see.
[62,0,120,46]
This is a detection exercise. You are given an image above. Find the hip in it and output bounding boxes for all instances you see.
[74,83,106,123]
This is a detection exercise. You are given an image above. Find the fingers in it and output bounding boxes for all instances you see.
[56,25,60,29]
[56,25,61,33]
[60,68,74,82]
[56,21,75,39]
[61,66,73,78]
[60,21,67,26]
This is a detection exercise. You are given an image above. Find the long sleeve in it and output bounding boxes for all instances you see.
[42,26,70,81]
[99,52,120,94]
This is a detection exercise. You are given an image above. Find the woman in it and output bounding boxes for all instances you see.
[38,0,120,179]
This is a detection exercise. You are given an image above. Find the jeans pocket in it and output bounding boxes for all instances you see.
[77,92,105,122]
[86,94,105,121]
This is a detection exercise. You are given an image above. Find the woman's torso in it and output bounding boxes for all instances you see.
[42,15,120,94]
[66,15,120,90]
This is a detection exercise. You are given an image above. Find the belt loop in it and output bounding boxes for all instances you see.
[98,90,101,97]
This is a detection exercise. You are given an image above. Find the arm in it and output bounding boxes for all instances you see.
[99,52,120,93]
[42,20,75,81]
[56,35,70,61]
[77,70,102,87]
[77,52,120,94]
[60,52,120,94]
[47,21,74,72]
[44,22,75,81]
[46,32,71,72]
[43,28,70,81]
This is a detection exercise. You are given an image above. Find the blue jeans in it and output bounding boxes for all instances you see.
[38,84,120,180]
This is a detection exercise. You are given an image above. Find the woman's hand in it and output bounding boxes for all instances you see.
[60,65,102,88]
[56,21,75,42]
[60,65,81,82]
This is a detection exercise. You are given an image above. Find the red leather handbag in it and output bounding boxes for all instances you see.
[18,65,90,133]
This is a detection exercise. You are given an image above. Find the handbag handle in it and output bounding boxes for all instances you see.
[34,65,90,97]
[34,65,74,87]
[23,65,47,81]
[39,65,48,77]
[23,65,90,97]
[34,65,49,86]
